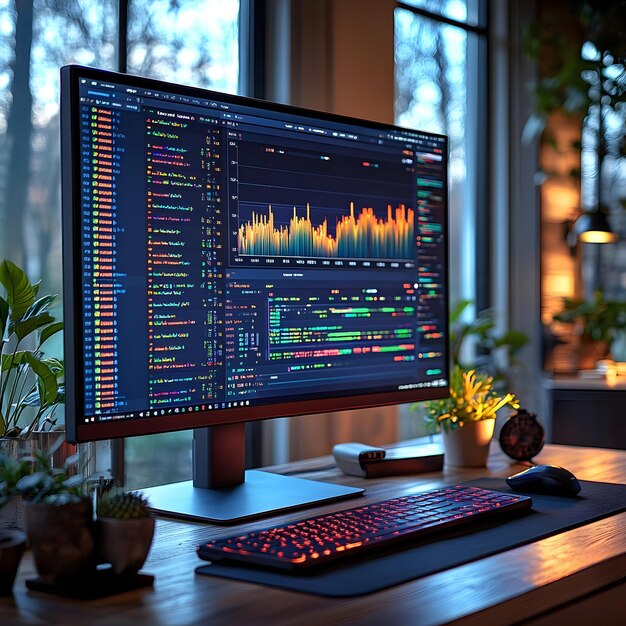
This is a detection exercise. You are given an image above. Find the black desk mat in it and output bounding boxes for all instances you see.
[195,478,626,597]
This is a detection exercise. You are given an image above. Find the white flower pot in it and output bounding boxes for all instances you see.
[442,419,496,467]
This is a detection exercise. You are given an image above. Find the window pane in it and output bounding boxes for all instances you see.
[123,0,240,489]
[399,0,482,27]
[127,0,240,94]
[0,0,117,287]
[395,8,476,308]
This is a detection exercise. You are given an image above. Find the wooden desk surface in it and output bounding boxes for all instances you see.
[3,443,626,625]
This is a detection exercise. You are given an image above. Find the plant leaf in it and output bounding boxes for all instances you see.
[63,475,84,489]
[1,350,28,371]
[39,321,63,347]
[450,300,472,324]
[22,294,56,320]
[23,352,58,406]
[42,357,64,377]
[16,472,48,492]
[12,312,55,341]
[0,260,35,321]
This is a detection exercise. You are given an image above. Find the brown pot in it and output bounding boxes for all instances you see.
[98,516,155,576]
[24,499,96,583]
[0,495,25,533]
[0,529,27,596]
[577,336,609,371]
[442,419,496,468]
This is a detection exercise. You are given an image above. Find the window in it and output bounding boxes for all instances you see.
[0,0,241,488]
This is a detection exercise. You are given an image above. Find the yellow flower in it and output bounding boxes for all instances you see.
[421,365,519,433]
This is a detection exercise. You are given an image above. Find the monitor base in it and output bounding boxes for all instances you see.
[141,469,364,525]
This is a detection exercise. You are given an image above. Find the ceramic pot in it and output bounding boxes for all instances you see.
[98,516,155,576]
[24,499,96,583]
[0,529,27,596]
[441,419,496,467]
[0,495,25,533]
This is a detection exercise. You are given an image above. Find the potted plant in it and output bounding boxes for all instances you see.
[15,439,95,584]
[96,490,155,577]
[408,300,527,441]
[0,454,29,595]
[422,365,519,467]
[0,259,65,448]
[553,290,626,368]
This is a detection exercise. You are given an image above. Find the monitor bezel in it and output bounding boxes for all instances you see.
[61,64,449,444]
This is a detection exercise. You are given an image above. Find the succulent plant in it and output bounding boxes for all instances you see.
[97,490,151,519]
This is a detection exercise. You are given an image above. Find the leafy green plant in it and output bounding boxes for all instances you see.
[15,437,85,505]
[0,259,64,438]
[97,490,151,520]
[450,300,528,381]
[553,290,626,344]
[422,365,519,434]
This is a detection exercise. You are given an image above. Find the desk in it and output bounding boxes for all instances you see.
[3,443,626,625]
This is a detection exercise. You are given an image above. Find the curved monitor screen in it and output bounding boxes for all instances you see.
[61,65,449,443]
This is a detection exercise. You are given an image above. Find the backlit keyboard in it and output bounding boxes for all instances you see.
[197,485,532,570]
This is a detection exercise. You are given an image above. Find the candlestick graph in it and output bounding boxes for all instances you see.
[237,201,414,260]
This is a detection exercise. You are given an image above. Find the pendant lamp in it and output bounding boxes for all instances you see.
[572,205,619,244]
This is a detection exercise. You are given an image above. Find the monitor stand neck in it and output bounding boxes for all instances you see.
[192,424,246,489]
[140,422,363,525]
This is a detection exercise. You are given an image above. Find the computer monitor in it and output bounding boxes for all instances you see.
[60,65,449,524]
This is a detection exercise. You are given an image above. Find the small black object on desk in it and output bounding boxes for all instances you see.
[506,464,582,497]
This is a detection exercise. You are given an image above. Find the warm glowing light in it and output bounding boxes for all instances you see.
[543,274,574,298]
[579,230,619,244]
[605,365,618,387]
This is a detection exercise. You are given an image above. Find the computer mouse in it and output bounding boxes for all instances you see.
[506,464,581,496]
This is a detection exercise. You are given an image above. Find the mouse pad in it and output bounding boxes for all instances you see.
[196,478,626,597]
